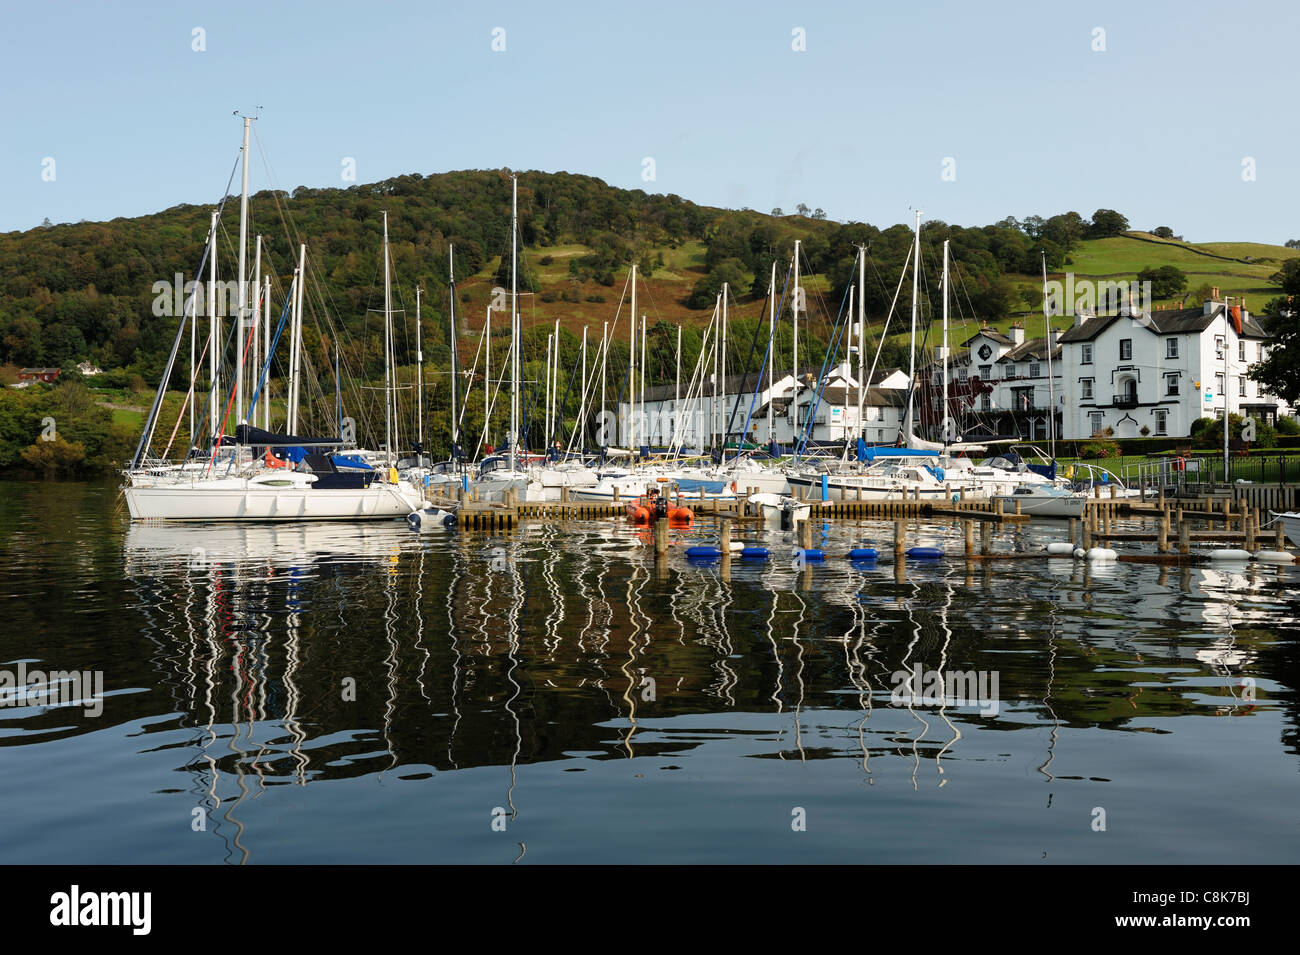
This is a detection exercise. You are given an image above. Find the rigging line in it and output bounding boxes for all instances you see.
[736,259,795,451]
[795,273,854,456]
[134,147,244,468]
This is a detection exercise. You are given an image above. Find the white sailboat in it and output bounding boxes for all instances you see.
[123,118,425,522]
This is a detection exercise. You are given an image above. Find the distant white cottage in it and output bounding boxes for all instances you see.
[616,362,910,449]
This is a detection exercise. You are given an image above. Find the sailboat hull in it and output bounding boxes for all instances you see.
[124,482,424,522]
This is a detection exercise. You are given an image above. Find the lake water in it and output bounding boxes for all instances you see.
[2,480,1297,864]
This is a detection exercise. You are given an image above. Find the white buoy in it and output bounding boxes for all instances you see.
[727,540,744,552]
[1254,550,1295,564]
[1209,549,1252,561]
[1073,548,1086,559]
[1086,547,1117,561]
[1046,542,1075,556]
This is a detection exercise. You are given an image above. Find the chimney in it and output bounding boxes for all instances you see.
[1009,322,1024,345]
[1049,327,1060,348]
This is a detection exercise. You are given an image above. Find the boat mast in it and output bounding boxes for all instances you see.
[1042,250,1056,460]
[448,244,458,462]
[236,115,251,431]
[847,283,855,444]
[768,261,776,445]
[288,242,305,434]
[415,284,424,458]
[249,234,261,425]
[942,239,950,448]
[484,304,491,449]
[544,332,553,447]
[721,283,728,461]
[578,324,587,452]
[382,211,393,464]
[509,175,519,472]
[628,263,637,452]
[857,245,866,446]
[208,211,219,445]
[675,324,682,449]
[904,210,921,441]
[600,320,608,452]
[553,318,561,448]
[791,240,801,453]
[262,274,270,430]
[712,294,720,447]
[639,312,647,449]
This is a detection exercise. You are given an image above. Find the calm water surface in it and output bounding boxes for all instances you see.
[1,480,1297,864]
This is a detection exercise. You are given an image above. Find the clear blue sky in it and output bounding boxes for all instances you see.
[2,0,1295,241]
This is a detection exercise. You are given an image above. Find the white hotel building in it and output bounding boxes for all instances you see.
[1055,297,1288,439]
[935,295,1290,441]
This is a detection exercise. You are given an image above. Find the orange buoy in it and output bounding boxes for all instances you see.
[668,506,694,527]
[627,505,651,525]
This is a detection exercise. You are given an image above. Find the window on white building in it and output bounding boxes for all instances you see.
[1238,340,1247,362]
[1165,373,1180,396]
[1239,378,1246,396]
[1089,411,1104,435]
[958,366,968,381]
[1154,409,1167,435]
[979,364,992,380]
[1081,343,1093,364]
[980,394,991,412]
[1166,338,1179,359]
[1215,372,1225,394]
[1029,362,1041,378]
[1119,339,1132,361]
[1215,336,1225,359]
[1080,378,1094,400]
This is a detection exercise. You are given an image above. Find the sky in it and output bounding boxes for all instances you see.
[1,0,1296,241]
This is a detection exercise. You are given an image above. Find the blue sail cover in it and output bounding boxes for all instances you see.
[331,453,373,471]
[859,446,940,463]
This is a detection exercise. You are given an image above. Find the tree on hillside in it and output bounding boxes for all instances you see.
[686,257,748,309]
[1088,209,1129,238]
[1286,239,1300,249]
[1040,212,1087,251]
[770,207,783,216]
[812,208,826,220]
[1137,265,1187,300]
[795,203,810,216]
[1248,259,1300,403]
[1152,226,1175,239]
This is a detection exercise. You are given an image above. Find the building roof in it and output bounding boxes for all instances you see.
[632,364,899,405]
[19,367,61,375]
[1057,304,1268,343]
[960,328,1013,347]
[998,337,1062,363]
[805,386,906,407]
